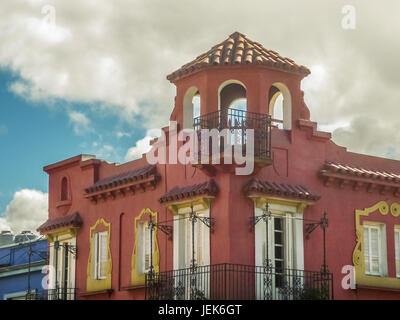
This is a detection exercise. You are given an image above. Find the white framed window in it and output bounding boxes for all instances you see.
[259,212,294,271]
[254,204,303,272]
[363,223,387,276]
[139,222,152,274]
[93,231,108,280]
[185,215,207,267]
[173,208,210,270]
[254,204,303,300]
[395,228,400,278]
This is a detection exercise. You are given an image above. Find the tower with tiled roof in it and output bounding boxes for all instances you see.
[168,31,312,135]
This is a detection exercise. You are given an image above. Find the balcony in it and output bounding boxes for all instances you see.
[193,109,272,169]
[145,263,334,300]
[25,288,77,300]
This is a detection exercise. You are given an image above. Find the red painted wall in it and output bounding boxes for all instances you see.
[44,65,400,300]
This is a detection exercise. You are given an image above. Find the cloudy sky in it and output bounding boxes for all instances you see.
[0,0,399,232]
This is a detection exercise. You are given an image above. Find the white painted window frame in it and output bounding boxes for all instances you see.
[48,236,77,295]
[394,228,400,278]
[254,203,304,271]
[93,231,108,280]
[138,222,152,274]
[363,222,387,277]
[173,206,210,271]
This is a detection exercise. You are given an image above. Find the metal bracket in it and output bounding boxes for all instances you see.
[250,202,272,231]
[197,216,216,233]
[156,224,173,241]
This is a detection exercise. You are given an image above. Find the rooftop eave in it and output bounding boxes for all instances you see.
[43,154,96,173]
[84,174,160,204]
[167,63,310,84]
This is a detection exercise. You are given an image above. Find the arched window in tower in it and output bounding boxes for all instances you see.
[61,177,69,201]
[219,81,247,145]
[183,87,201,130]
[193,95,200,119]
[269,86,284,129]
[268,83,292,130]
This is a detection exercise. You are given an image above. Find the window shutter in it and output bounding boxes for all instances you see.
[364,225,382,275]
[185,218,192,268]
[370,227,380,274]
[196,221,203,266]
[364,227,370,273]
[99,232,108,279]
[395,230,400,277]
[285,213,293,270]
[143,224,151,272]
[93,233,99,280]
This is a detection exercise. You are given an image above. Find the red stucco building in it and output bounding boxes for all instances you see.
[38,32,400,300]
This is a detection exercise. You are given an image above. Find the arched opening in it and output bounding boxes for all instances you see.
[219,81,247,145]
[218,80,247,112]
[61,177,69,201]
[268,83,292,130]
[183,87,201,130]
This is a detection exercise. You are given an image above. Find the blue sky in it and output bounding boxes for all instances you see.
[0,68,147,214]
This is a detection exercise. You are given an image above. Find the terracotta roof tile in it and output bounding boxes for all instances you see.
[159,180,218,204]
[37,212,82,233]
[321,162,400,183]
[85,165,157,194]
[244,178,320,201]
[167,32,310,82]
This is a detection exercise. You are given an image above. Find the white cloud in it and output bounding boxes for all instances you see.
[0,189,48,234]
[68,110,91,135]
[117,131,131,138]
[0,218,11,232]
[125,128,161,162]
[1,1,400,160]
[93,144,120,162]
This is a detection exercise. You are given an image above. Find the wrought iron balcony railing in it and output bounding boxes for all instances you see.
[193,109,272,163]
[25,288,77,300]
[145,263,333,300]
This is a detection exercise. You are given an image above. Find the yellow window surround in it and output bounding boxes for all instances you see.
[166,197,213,215]
[45,228,78,243]
[249,195,312,213]
[352,201,400,290]
[86,218,112,292]
[131,208,160,286]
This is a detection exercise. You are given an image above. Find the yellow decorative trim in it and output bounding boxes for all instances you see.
[86,218,112,292]
[352,201,400,289]
[131,208,160,286]
[45,228,78,242]
[250,196,311,213]
[166,197,212,215]
[391,202,400,217]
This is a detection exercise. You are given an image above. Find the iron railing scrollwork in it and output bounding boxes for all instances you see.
[25,288,77,300]
[145,263,333,300]
[193,108,272,162]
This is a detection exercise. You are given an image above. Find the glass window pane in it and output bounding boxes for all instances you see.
[275,246,283,260]
[274,231,283,245]
[364,228,369,256]
[395,231,400,277]
[371,257,380,274]
[364,257,370,273]
[275,260,283,272]
[274,218,283,231]
[370,228,379,257]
